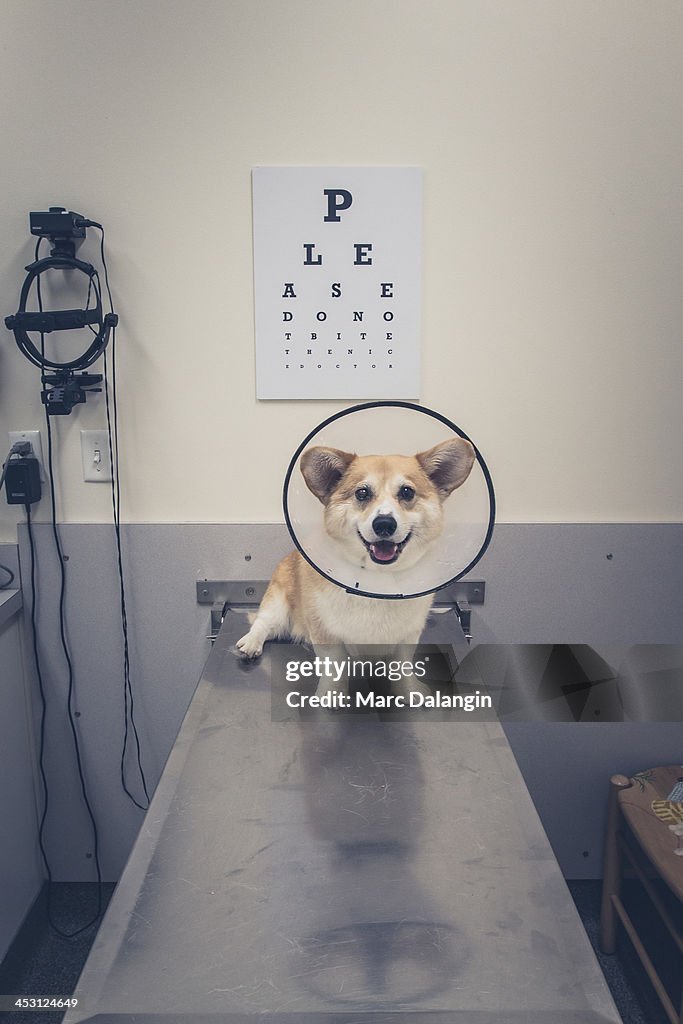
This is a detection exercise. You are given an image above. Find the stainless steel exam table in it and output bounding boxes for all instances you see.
[65,609,621,1024]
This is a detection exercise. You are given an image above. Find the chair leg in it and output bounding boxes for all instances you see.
[600,773,632,954]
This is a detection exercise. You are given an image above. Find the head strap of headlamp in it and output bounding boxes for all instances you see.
[5,252,117,372]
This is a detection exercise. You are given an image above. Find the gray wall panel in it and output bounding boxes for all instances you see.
[14,522,683,881]
[472,523,683,644]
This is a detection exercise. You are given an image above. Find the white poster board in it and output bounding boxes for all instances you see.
[252,166,422,400]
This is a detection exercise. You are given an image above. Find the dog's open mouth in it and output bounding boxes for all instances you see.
[358,531,412,565]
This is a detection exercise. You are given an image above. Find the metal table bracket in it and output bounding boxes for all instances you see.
[197,579,486,642]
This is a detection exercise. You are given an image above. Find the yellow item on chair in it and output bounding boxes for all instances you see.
[651,799,683,825]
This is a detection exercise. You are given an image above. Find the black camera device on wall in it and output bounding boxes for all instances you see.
[29,207,87,257]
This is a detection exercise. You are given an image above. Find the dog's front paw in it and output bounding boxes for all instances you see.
[235,631,264,659]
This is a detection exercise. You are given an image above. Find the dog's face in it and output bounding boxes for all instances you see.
[300,439,475,572]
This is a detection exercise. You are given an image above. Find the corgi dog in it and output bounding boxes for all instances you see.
[236,438,475,659]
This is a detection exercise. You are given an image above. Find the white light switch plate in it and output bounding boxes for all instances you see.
[81,429,112,482]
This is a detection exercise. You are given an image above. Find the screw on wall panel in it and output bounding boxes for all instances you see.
[86,853,93,859]
[245,554,252,561]
[201,588,209,597]
[63,555,69,562]
[246,587,255,597]
[75,712,81,718]
[606,553,614,560]
[582,851,590,858]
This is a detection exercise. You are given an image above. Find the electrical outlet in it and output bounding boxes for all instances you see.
[81,429,112,482]
[8,430,46,481]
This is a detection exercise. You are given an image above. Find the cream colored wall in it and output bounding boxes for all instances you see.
[0,0,681,543]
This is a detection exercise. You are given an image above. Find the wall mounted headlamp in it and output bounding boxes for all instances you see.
[4,207,118,414]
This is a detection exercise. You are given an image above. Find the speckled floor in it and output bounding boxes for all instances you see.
[0,880,679,1023]
[569,879,680,1024]
[0,884,114,1024]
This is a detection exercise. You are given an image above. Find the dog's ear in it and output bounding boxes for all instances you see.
[300,446,356,504]
[416,438,476,498]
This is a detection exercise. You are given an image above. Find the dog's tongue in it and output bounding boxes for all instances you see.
[371,540,398,562]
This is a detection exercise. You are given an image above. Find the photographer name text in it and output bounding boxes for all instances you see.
[284,689,492,711]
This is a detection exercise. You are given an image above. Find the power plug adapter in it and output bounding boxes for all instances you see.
[4,454,42,504]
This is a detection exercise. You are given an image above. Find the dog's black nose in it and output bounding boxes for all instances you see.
[372,515,397,537]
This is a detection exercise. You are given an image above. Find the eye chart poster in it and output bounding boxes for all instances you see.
[252,166,422,400]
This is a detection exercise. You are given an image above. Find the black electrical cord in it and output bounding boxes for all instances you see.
[29,247,104,935]
[24,504,54,882]
[95,225,150,810]
[44,407,103,896]
[103,348,150,811]
[0,563,15,589]
[25,502,102,938]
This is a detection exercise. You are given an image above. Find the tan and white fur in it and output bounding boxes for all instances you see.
[236,438,475,661]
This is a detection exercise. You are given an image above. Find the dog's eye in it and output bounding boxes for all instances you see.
[398,485,415,501]
[355,486,372,503]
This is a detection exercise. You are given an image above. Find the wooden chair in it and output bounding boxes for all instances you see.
[600,766,683,1024]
